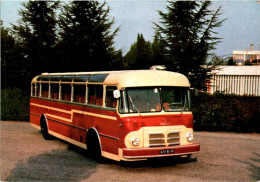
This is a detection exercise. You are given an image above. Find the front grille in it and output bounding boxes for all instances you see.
[148,131,180,147]
[167,131,181,146]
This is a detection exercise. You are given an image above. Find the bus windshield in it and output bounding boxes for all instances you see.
[119,87,190,113]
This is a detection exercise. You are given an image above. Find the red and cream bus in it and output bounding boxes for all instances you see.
[30,70,200,161]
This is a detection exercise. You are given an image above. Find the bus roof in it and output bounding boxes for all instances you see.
[32,70,190,88]
[104,70,190,88]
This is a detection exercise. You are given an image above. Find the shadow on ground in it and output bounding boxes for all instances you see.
[235,152,260,181]
[5,145,97,181]
[5,135,197,181]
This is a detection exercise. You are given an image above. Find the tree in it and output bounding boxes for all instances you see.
[58,1,119,71]
[12,1,60,80]
[226,57,236,65]
[124,34,152,69]
[208,54,225,65]
[1,25,25,89]
[151,32,167,66]
[155,1,225,90]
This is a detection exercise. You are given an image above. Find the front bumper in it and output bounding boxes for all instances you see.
[122,143,200,159]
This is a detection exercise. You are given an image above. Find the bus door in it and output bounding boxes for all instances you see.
[99,86,119,155]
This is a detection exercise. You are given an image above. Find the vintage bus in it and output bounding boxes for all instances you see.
[30,70,200,161]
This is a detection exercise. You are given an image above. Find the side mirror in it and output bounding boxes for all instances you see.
[113,90,121,99]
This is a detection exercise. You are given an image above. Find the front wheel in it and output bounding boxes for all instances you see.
[86,130,105,163]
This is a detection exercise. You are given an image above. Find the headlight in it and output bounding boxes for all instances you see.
[130,136,140,146]
[186,132,193,142]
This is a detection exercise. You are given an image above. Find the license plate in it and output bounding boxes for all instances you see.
[159,149,175,154]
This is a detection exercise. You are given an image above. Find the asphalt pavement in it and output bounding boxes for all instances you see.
[1,121,260,181]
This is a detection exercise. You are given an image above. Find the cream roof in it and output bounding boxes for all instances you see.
[31,70,190,88]
[104,70,190,89]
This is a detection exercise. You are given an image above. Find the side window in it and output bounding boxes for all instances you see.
[61,84,71,101]
[50,84,59,99]
[74,84,86,103]
[31,84,35,96]
[105,86,117,108]
[36,83,40,97]
[41,83,49,98]
[88,85,103,106]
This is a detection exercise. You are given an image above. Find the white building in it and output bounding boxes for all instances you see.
[233,44,260,65]
[208,66,260,96]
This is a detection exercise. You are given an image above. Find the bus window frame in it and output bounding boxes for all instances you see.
[105,86,118,108]
[87,84,104,106]
[60,83,72,102]
[50,83,60,100]
[73,83,87,104]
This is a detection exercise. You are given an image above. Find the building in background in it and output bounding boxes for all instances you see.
[207,66,260,96]
[233,44,260,65]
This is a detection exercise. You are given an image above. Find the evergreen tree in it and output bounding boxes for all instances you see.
[58,1,119,71]
[1,25,25,89]
[151,32,167,66]
[226,57,236,65]
[155,1,225,90]
[208,54,225,65]
[124,34,152,69]
[12,1,60,79]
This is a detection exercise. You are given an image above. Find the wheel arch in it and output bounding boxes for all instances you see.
[86,127,102,152]
[40,114,48,129]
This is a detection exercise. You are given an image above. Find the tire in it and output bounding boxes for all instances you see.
[40,115,52,140]
[86,130,104,163]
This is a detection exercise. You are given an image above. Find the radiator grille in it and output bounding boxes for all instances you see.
[148,131,180,147]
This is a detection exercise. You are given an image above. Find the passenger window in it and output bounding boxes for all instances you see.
[31,84,35,96]
[50,84,59,99]
[74,84,86,103]
[106,86,117,108]
[88,85,103,106]
[61,84,71,101]
[41,83,49,98]
[36,83,40,97]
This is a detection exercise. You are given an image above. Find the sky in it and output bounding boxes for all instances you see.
[1,1,260,58]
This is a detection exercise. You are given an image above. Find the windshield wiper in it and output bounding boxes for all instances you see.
[128,94,141,116]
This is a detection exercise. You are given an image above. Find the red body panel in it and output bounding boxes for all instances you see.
[30,97,198,159]
[30,97,119,155]
[117,114,194,148]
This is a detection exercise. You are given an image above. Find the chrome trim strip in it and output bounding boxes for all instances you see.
[99,133,119,141]
[149,138,165,141]
[47,117,87,131]
[168,131,180,134]
[167,137,180,139]
[30,113,41,117]
[168,142,181,145]
[149,144,165,147]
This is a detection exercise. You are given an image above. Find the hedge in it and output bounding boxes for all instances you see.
[1,88,30,121]
[192,92,260,133]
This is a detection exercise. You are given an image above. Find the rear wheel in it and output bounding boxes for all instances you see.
[40,115,52,140]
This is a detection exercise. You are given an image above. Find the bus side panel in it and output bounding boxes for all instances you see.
[82,108,119,155]
[30,97,120,155]
[30,97,48,128]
